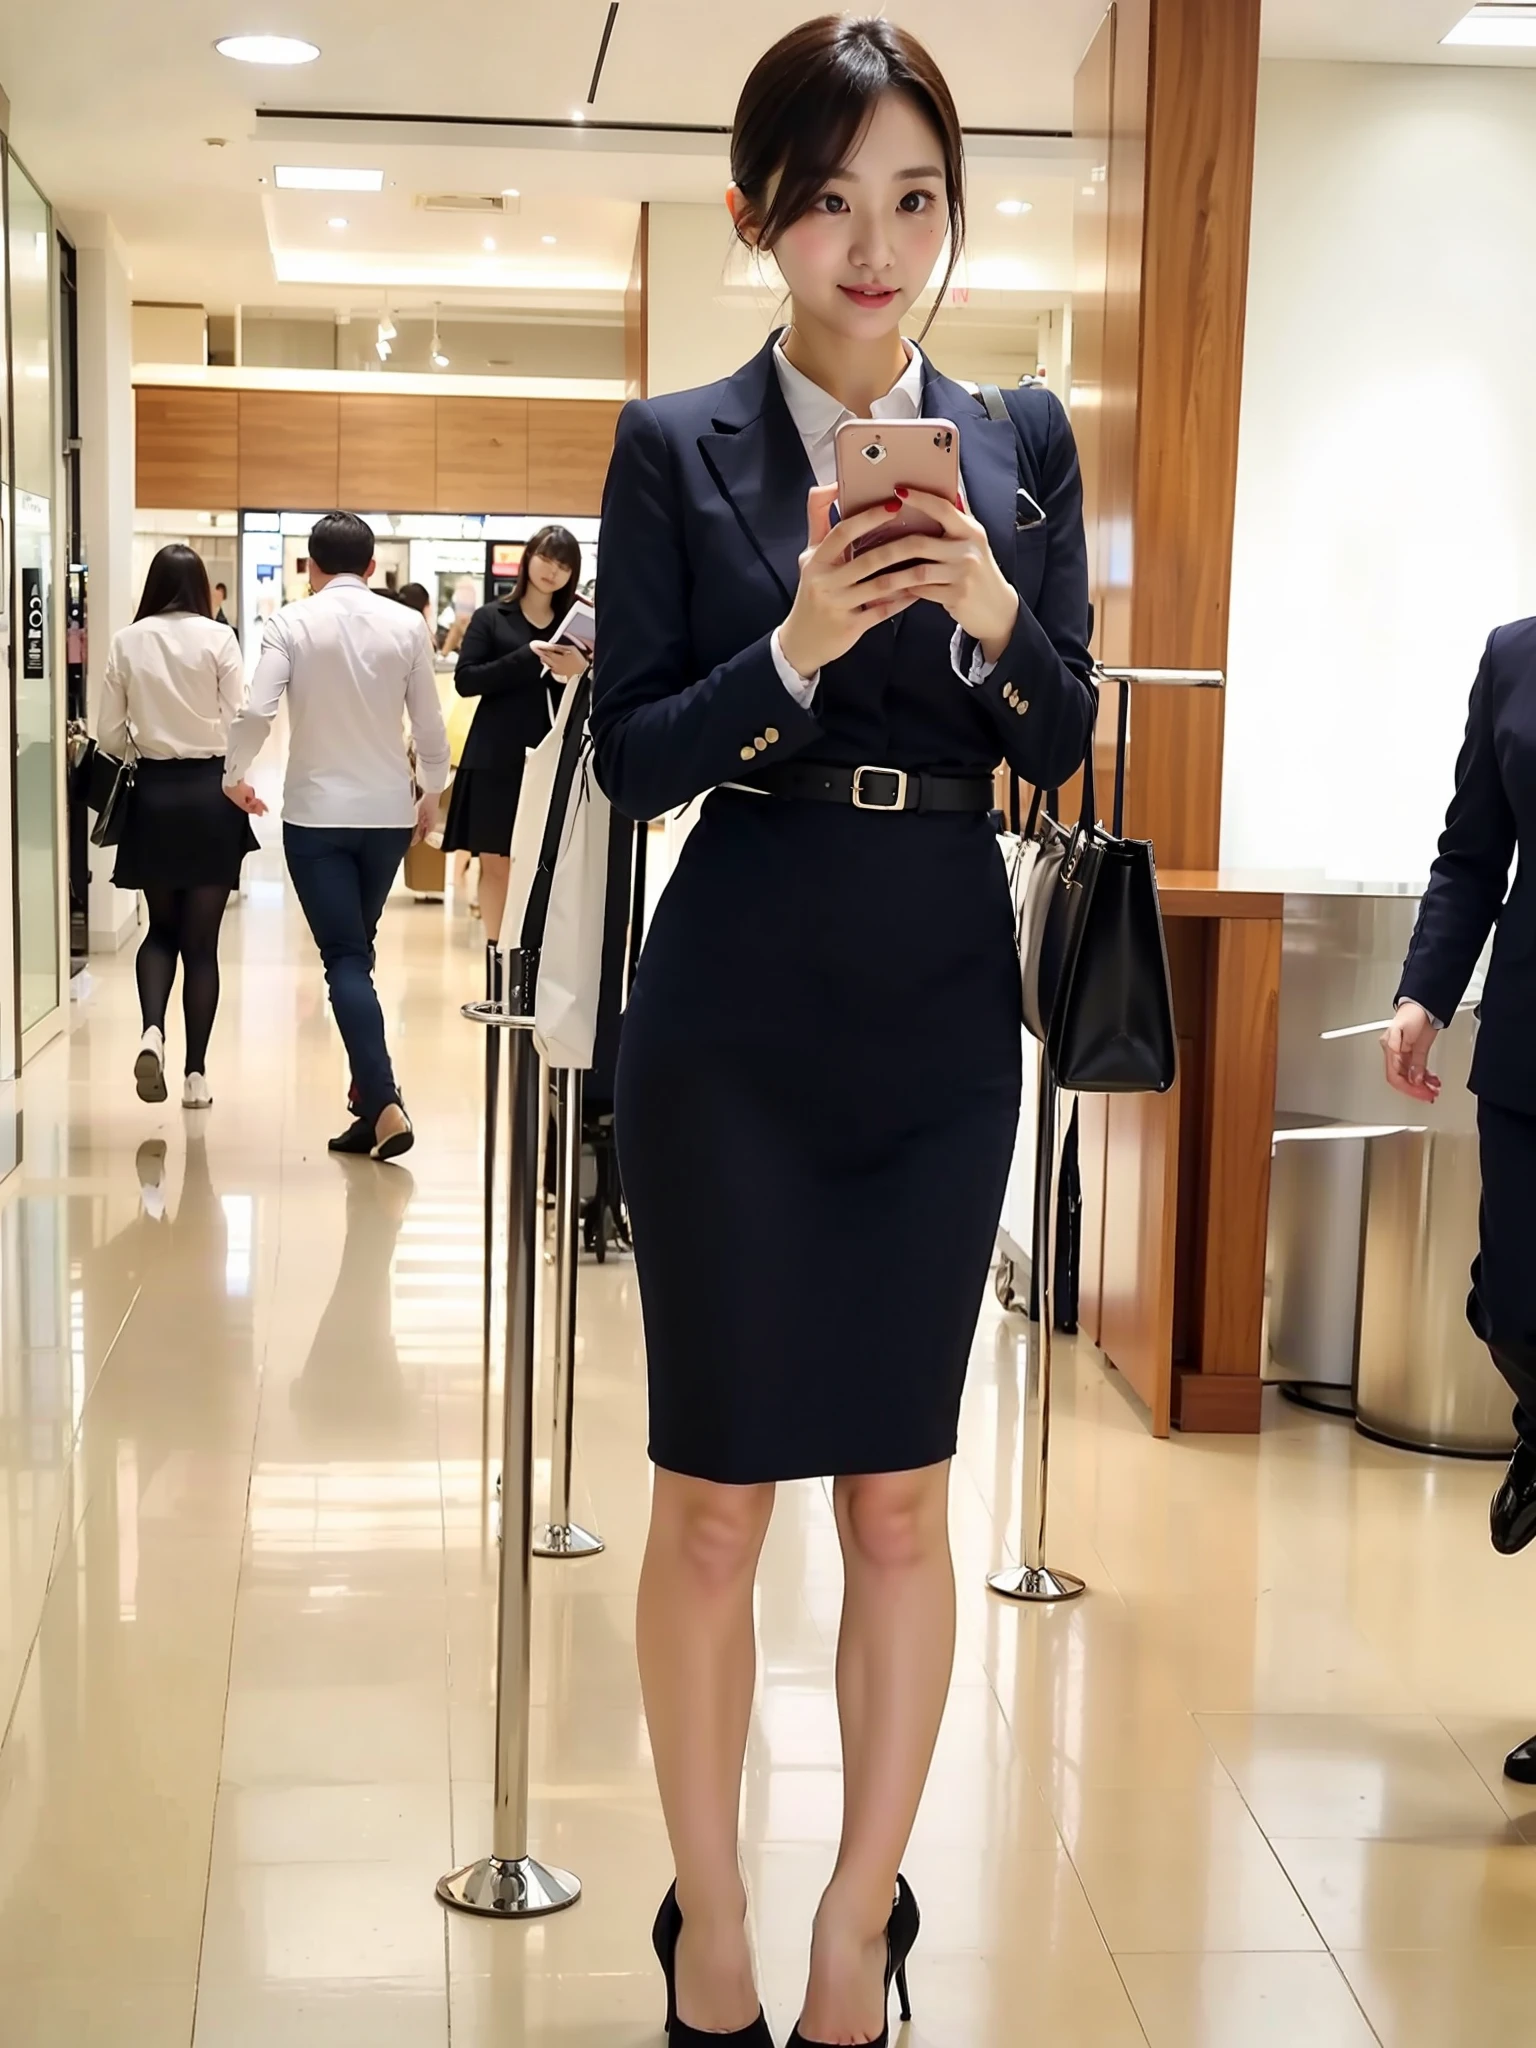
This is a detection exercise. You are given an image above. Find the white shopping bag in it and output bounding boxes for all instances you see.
[499,675,611,1069]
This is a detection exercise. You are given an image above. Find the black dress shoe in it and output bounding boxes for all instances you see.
[1505,1736,1536,1784]
[1491,1441,1536,1555]
[328,1117,375,1155]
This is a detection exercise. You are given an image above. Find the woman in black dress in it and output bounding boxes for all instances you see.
[440,526,589,945]
[100,544,257,1110]
[591,20,1094,2048]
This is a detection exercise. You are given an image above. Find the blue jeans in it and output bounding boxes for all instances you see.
[284,824,413,1122]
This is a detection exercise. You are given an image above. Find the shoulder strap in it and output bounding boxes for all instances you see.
[979,384,1011,426]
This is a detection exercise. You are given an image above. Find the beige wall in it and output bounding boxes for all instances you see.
[644,203,780,397]
[131,303,206,367]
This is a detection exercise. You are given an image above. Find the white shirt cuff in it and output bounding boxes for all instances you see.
[771,628,819,709]
[951,625,998,687]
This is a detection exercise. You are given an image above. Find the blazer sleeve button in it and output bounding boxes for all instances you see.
[739,745,757,761]
[764,726,780,745]
[753,736,768,752]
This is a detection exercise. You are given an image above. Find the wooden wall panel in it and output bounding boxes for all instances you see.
[1196,915,1281,1374]
[1097,1083,1181,1438]
[435,397,529,513]
[135,387,239,507]
[338,393,436,511]
[238,390,339,508]
[1127,0,1261,859]
[527,400,623,516]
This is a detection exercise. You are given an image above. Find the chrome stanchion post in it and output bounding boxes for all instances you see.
[534,1065,604,1560]
[989,1050,1086,1605]
[482,948,503,1388]
[441,947,582,1919]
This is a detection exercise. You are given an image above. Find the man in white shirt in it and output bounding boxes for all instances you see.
[224,512,450,1162]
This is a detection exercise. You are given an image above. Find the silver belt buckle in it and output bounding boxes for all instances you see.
[851,765,909,812]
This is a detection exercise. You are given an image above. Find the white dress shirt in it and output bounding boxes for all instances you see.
[768,336,993,706]
[99,613,244,761]
[225,575,451,830]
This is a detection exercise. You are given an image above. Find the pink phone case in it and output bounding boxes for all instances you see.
[834,417,960,556]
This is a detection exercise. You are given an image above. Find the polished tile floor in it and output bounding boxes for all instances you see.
[3,843,1536,2045]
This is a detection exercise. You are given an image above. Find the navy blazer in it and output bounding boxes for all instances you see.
[1397,616,1536,1112]
[590,332,1095,823]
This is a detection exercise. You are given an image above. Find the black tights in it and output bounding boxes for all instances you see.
[136,885,231,1077]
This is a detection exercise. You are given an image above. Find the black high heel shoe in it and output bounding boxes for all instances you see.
[652,1884,776,2047]
[786,1874,920,2048]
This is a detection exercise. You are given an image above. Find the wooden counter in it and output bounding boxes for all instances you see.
[1076,870,1282,1435]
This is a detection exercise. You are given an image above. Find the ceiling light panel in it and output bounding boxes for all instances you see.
[216,34,319,64]
[1443,4,1536,45]
[275,166,384,192]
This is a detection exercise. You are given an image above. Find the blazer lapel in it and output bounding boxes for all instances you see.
[924,362,1017,587]
[698,334,816,607]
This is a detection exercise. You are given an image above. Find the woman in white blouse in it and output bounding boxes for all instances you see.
[100,545,256,1109]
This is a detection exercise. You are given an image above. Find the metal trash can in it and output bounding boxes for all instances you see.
[1355,1127,1515,1457]
[1268,1123,1371,1403]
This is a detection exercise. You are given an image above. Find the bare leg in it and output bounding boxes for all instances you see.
[479,852,511,946]
[799,1463,955,2044]
[639,1467,776,2032]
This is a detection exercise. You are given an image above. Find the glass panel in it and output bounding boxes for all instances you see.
[8,155,60,1033]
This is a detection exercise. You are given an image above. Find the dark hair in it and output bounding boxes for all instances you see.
[730,16,966,337]
[395,581,432,612]
[215,581,228,597]
[505,525,582,626]
[135,543,213,622]
[308,510,376,577]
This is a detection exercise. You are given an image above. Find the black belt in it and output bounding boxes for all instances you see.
[732,763,995,815]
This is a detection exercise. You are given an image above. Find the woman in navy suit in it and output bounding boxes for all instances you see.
[591,19,1094,2047]
[1387,615,1536,1782]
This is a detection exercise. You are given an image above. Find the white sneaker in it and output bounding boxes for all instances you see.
[182,1072,213,1110]
[135,1028,168,1104]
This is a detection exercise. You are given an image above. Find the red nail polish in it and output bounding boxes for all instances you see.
[955,494,964,509]
[895,486,909,499]
[884,498,901,513]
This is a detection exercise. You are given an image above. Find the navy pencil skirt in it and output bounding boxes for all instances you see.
[615,785,1023,1485]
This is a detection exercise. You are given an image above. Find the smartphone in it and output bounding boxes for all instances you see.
[833,416,960,558]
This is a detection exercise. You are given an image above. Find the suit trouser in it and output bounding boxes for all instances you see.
[1471,1096,1536,1448]
[284,823,413,1123]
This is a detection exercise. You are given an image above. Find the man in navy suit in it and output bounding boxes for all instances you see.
[1387,616,1536,1780]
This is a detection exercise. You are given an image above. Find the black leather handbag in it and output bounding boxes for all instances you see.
[1023,681,1177,1095]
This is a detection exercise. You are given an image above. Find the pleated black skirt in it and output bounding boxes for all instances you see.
[616,786,1023,1485]
[112,756,259,891]
[441,763,525,858]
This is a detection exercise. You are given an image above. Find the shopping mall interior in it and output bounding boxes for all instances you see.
[2,2,1536,2043]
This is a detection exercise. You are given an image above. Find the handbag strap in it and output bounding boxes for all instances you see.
[1113,671,1130,839]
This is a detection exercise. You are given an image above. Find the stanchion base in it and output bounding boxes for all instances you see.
[437,1854,582,1918]
[987,1564,1086,1604]
[532,1522,605,1559]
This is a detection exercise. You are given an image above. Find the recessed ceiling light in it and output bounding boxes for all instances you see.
[995,199,1033,217]
[482,236,497,252]
[328,216,348,230]
[501,188,521,199]
[275,165,384,193]
[573,108,587,123]
[215,34,319,65]
[542,234,558,245]
[1443,4,1536,46]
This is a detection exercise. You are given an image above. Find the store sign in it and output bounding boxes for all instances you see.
[22,569,45,680]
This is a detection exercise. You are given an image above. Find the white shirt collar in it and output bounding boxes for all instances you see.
[771,334,926,458]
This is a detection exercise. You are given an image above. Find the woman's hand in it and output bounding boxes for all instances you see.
[849,488,1021,662]
[1382,1001,1443,1103]
[224,780,268,818]
[777,487,927,679]
[531,641,589,682]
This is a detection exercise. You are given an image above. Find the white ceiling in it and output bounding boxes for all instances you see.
[0,0,1529,318]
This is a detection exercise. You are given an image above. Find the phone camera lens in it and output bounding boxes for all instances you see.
[863,443,885,463]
